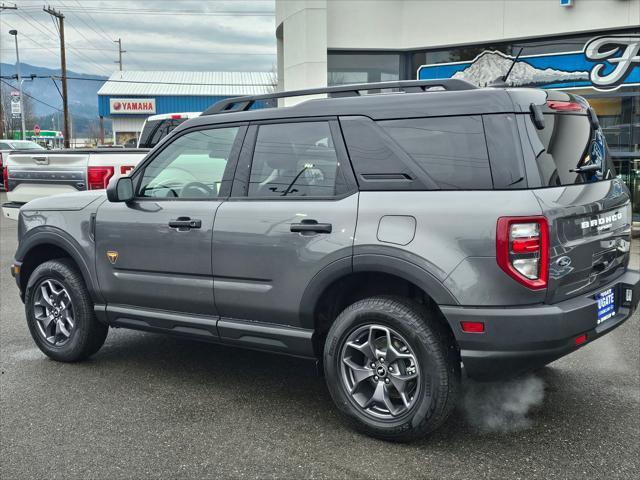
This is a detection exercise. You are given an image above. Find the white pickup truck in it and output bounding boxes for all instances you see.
[2,148,148,220]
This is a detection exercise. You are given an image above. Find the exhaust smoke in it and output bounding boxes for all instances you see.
[462,375,545,433]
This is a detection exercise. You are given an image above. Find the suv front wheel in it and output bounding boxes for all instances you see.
[324,296,459,441]
[25,259,108,362]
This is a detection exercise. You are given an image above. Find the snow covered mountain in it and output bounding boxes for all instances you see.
[451,51,588,87]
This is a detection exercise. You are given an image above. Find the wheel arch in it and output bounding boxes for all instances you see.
[299,254,459,356]
[16,227,103,304]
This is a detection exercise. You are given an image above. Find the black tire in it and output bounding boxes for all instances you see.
[324,296,460,442]
[25,258,108,362]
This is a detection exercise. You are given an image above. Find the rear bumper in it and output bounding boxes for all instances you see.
[441,269,640,380]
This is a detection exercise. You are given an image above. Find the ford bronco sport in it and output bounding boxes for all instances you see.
[11,80,640,441]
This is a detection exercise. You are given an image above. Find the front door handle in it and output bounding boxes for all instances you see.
[290,219,332,234]
[168,217,202,230]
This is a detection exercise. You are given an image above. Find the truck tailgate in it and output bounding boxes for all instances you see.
[6,150,88,203]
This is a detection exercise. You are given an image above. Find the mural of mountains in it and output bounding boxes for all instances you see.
[1,62,106,117]
[451,51,589,87]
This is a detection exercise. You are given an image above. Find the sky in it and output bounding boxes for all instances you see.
[0,0,276,76]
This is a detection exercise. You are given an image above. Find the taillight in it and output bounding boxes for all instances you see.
[120,165,134,176]
[546,100,583,112]
[170,114,182,119]
[496,216,549,290]
[2,165,9,191]
[87,166,114,190]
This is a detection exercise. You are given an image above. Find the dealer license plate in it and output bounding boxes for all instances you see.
[596,288,616,324]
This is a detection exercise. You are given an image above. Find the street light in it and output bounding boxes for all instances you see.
[8,29,26,141]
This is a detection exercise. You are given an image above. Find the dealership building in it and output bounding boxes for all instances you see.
[97,71,274,145]
[275,0,640,218]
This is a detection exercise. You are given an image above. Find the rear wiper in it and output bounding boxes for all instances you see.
[570,164,601,174]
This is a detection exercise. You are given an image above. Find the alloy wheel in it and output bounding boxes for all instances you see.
[340,324,420,419]
[33,279,75,346]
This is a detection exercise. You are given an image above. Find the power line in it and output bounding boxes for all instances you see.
[62,15,117,64]
[0,47,276,56]
[0,18,59,56]
[3,13,113,76]
[71,0,114,44]
[13,7,113,75]
[19,6,275,16]
[0,78,62,112]
[58,0,118,57]
[6,74,275,87]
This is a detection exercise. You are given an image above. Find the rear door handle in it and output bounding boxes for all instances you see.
[168,217,202,230]
[290,219,332,234]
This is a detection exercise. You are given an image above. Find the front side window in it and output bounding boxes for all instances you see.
[379,116,493,189]
[248,122,344,197]
[138,127,239,199]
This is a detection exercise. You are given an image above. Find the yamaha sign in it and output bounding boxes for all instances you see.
[109,98,156,114]
[418,34,640,91]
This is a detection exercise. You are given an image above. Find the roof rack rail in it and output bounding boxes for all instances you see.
[202,79,477,115]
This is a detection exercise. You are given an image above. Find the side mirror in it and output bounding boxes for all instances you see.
[107,176,134,202]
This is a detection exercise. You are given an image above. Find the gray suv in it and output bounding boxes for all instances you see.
[11,80,640,441]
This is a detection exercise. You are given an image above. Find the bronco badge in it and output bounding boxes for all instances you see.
[106,251,119,264]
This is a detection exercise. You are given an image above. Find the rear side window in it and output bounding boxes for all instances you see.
[523,113,615,186]
[379,116,493,189]
[248,122,347,197]
[138,118,187,148]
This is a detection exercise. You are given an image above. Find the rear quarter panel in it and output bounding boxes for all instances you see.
[355,190,547,306]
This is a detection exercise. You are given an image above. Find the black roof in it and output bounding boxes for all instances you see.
[181,80,554,131]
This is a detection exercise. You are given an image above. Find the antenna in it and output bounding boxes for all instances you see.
[502,47,524,83]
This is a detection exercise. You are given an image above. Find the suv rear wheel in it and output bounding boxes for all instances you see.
[25,259,108,362]
[324,296,459,441]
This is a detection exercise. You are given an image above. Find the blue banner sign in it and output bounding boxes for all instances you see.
[418,35,640,91]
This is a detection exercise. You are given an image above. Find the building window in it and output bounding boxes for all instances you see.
[328,52,400,86]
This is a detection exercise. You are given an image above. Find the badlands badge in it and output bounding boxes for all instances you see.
[106,251,119,264]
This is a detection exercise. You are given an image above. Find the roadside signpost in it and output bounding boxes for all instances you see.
[10,91,21,118]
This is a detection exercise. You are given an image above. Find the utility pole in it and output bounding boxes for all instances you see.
[44,5,70,148]
[114,38,125,71]
[0,90,4,139]
[8,30,26,140]
[1,5,18,138]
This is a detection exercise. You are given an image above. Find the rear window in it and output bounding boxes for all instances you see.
[379,116,493,190]
[138,118,188,148]
[8,141,44,150]
[523,113,615,186]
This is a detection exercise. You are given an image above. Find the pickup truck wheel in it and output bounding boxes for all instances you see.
[25,259,108,362]
[324,296,460,442]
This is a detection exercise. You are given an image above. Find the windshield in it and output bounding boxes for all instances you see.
[8,141,44,150]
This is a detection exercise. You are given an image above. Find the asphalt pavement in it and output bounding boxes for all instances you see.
[1,192,639,479]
